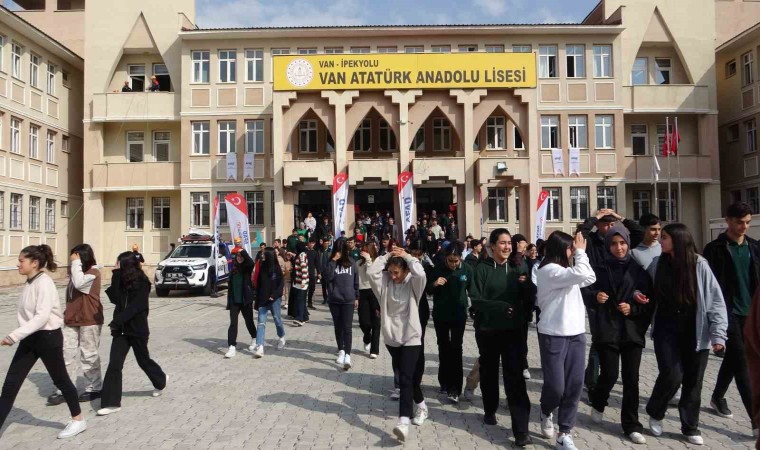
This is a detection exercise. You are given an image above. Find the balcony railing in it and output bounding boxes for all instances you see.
[624,154,715,182]
[91,162,180,191]
[91,92,179,122]
[623,85,711,113]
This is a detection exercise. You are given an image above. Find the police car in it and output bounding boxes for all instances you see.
[154,230,231,297]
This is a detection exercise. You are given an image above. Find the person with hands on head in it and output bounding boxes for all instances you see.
[358,243,381,359]
[322,240,360,370]
[223,249,256,359]
[252,248,286,358]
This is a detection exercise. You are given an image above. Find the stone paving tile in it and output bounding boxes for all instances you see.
[0,281,755,449]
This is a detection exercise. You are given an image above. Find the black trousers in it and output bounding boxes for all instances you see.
[387,345,423,418]
[101,335,166,408]
[228,302,256,346]
[0,329,80,428]
[522,320,530,370]
[589,343,644,434]
[329,303,354,354]
[585,344,600,392]
[433,318,466,395]
[358,289,381,355]
[475,329,531,434]
[713,314,752,419]
[321,281,329,304]
[307,275,317,307]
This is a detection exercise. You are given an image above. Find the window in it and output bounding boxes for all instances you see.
[245,120,264,154]
[593,45,612,77]
[658,189,678,221]
[47,63,56,95]
[539,45,558,78]
[29,124,39,159]
[726,59,737,79]
[191,193,210,227]
[270,190,275,226]
[218,121,236,154]
[246,191,264,226]
[566,45,585,78]
[126,198,144,230]
[743,51,755,86]
[655,58,671,85]
[512,45,531,53]
[514,127,524,150]
[568,115,588,148]
[595,115,614,148]
[192,51,210,83]
[10,117,20,154]
[28,196,40,231]
[632,57,648,85]
[324,47,344,54]
[541,116,559,149]
[46,130,55,163]
[192,121,210,155]
[748,187,760,214]
[353,119,372,152]
[299,120,318,153]
[0,192,4,229]
[597,187,617,211]
[10,194,22,229]
[413,127,425,151]
[487,188,507,222]
[62,71,69,87]
[217,192,233,225]
[245,49,263,82]
[570,187,589,221]
[514,189,520,221]
[433,118,451,151]
[11,43,22,79]
[297,48,317,54]
[656,124,673,155]
[747,119,757,153]
[152,64,170,91]
[486,116,506,149]
[350,47,370,54]
[45,199,55,232]
[458,45,478,52]
[405,46,423,53]
[633,191,651,220]
[153,131,170,161]
[379,119,396,151]
[126,131,144,162]
[727,124,740,142]
[271,48,290,56]
[485,45,504,53]
[152,197,170,229]
[218,50,237,82]
[546,188,562,221]
[61,201,69,217]
[431,45,451,53]
[62,135,69,152]
[128,64,145,91]
[0,35,4,71]
[377,47,397,53]
[631,124,648,155]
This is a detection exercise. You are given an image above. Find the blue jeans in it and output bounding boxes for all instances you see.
[256,298,285,346]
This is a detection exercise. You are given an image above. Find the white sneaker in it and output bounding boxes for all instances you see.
[57,419,87,439]
[685,435,704,445]
[390,388,401,400]
[591,407,604,424]
[369,353,378,359]
[293,320,303,327]
[343,354,352,370]
[224,346,236,358]
[248,339,256,352]
[557,433,578,450]
[336,350,346,365]
[412,407,428,426]
[153,374,168,397]
[649,417,663,437]
[540,410,555,438]
[97,407,121,416]
[463,388,475,401]
[277,337,286,350]
[523,369,531,380]
[393,423,409,442]
[364,342,371,353]
[628,432,646,444]
[253,345,264,358]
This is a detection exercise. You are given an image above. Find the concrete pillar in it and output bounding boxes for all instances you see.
[385,90,423,173]
[322,91,359,174]
[273,91,297,238]
[83,191,105,257]
[515,88,540,242]
[701,183,722,246]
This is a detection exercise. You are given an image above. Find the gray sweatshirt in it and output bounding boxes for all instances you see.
[358,260,373,290]
[631,241,662,270]
[322,259,359,305]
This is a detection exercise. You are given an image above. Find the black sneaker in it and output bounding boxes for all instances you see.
[710,397,733,418]
[515,432,533,447]
[439,386,448,395]
[483,413,497,425]
[46,393,66,406]
[307,306,316,310]
[78,391,101,402]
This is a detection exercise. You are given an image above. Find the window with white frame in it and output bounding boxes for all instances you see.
[218,50,237,82]
[566,45,585,78]
[245,120,264,154]
[29,124,39,159]
[45,199,55,232]
[632,57,648,85]
[126,131,144,162]
[377,47,397,53]
[128,64,145,91]
[413,127,425,151]
[570,187,589,221]
[488,188,508,221]
[539,45,558,78]
[0,35,4,72]
[593,45,612,77]
[632,190,651,220]
[595,115,614,148]
[46,130,55,163]
[546,188,562,221]
[433,118,451,151]
[153,131,170,162]
[658,189,678,221]
[655,58,671,85]
[486,116,506,149]
[431,45,451,53]
[726,59,737,79]
[11,43,22,79]
[29,196,40,231]
[743,51,755,87]
[245,191,264,226]
[10,194,21,229]
[10,117,20,154]
[568,115,588,148]
[245,49,263,82]
[297,48,317,54]
[541,116,559,149]
[324,47,344,54]
[350,47,370,54]
[727,124,740,142]
[379,119,396,151]
[747,119,757,154]
[747,187,760,214]
[405,46,423,53]
[0,192,5,229]
[514,188,520,221]
[218,121,236,154]
[299,120,318,153]
[192,121,210,155]
[458,45,478,52]
[271,49,290,56]
[47,63,56,95]
[217,191,233,225]
[191,192,210,227]
[514,126,524,150]
[353,119,372,152]
[62,135,69,152]
[60,201,68,217]
[126,198,144,230]
[152,64,170,91]
[61,70,69,87]
[631,124,648,155]
[512,45,531,53]
[191,50,210,83]
[152,197,170,229]
[485,45,504,53]
[270,190,275,226]
[597,186,617,211]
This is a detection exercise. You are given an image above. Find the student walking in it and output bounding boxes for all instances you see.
[357,243,381,359]
[292,242,310,326]
[322,240,360,370]
[253,248,286,358]
[646,223,728,445]
[367,247,428,442]
[224,249,256,358]
[0,245,87,439]
[535,231,596,450]
[97,251,167,416]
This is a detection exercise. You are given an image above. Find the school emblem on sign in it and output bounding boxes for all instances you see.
[286,59,314,88]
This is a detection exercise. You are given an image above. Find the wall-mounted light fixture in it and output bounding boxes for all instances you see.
[496,161,507,172]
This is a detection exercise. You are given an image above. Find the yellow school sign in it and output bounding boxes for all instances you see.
[273,52,537,91]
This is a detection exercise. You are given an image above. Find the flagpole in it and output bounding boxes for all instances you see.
[675,117,683,222]
[666,116,672,222]
[653,145,658,208]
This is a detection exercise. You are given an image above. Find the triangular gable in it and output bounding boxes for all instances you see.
[123,13,159,53]
[642,7,673,43]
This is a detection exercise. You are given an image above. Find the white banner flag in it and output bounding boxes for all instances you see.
[651,153,661,184]
[398,171,414,237]
[226,153,237,181]
[535,190,551,241]
[224,193,251,255]
[332,173,349,238]
[243,153,255,181]
[212,196,221,282]
[569,148,581,176]
[551,148,564,175]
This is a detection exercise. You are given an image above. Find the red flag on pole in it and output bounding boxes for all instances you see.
[662,128,682,156]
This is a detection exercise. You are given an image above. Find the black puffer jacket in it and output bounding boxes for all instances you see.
[226,250,255,309]
[106,270,151,338]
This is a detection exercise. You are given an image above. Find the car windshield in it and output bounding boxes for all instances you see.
[170,245,211,259]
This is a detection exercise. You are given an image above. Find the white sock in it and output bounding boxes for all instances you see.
[416,400,427,410]
[399,416,410,425]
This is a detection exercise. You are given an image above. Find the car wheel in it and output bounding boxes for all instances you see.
[203,269,216,296]
[155,288,170,297]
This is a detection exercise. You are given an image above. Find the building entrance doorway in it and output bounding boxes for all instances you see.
[354,189,394,220]
[416,187,454,218]
[295,190,331,226]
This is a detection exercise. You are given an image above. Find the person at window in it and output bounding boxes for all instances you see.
[149,75,160,92]
[121,81,132,92]
[223,249,256,359]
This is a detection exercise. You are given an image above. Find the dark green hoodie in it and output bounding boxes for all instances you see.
[427,262,473,322]
[470,257,530,331]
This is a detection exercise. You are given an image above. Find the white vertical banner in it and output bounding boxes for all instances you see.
[212,196,221,281]
[243,153,255,180]
[332,173,349,238]
[551,148,564,175]
[398,171,414,237]
[224,193,251,255]
[226,152,237,181]
[535,190,550,241]
[568,148,581,176]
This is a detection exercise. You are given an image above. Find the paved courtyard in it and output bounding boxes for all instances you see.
[0,280,755,449]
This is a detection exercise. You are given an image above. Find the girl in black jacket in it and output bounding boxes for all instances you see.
[252,248,286,358]
[97,251,167,416]
[581,224,653,444]
[322,239,359,371]
[224,250,256,358]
